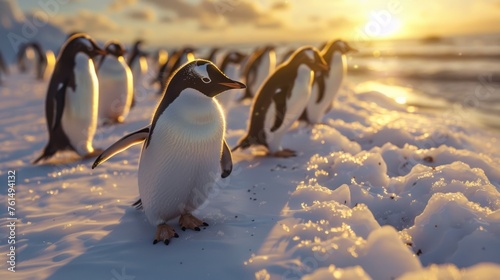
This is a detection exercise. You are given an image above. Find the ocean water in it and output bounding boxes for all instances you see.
[347,33,500,129]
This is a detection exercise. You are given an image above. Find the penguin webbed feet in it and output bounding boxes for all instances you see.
[268,148,296,158]
[179,213,209,232]
[153,224,179,245]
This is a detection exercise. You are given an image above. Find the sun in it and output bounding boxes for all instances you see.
[362,12,404,39]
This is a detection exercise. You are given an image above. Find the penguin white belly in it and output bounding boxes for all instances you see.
[307,53,345,123]
[265,65,313,152]
[98,56,133,122]
[61,53,99,155]
[216,64,240,110]
[138,89,225,225]
[131,56,148,88]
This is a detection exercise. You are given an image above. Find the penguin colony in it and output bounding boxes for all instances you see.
[21,33,356,245]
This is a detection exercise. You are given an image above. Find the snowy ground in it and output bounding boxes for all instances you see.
[1,67,500,280]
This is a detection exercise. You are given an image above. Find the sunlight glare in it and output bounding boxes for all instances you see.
[364,11,403,39]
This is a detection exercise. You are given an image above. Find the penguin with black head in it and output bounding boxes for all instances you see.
[232,46,328,157]
[92,59,246,245]
[33,33,106,164]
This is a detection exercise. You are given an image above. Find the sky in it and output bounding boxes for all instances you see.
[16,0,500,47]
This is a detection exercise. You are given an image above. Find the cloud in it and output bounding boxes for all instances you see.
[255,17,284,29]
[159,16,175,23]
[50,10,121,34]
[143,0,200,18]
[327,17,357,29]
[144,0,285,30]
[127,8,156,21]
[271,2,290,11]
[108,0,137,11]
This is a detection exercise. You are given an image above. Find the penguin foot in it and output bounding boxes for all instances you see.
[179,213,209,231]
[153,224,179,245]
[83,149,104,160]
[269,149,296,158]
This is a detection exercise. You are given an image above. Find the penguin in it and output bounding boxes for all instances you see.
[92,59,246,245]
[206,47,220,63]
[216,51,246,109]
[127,40,149,107]
[300,40,357,124]
[16,42,47,80]
[240,45,276,101]
[232,46,329,157]
[155,47,195,95]
[33,33,106,164]
[96,41,134,124]
[152,48,168,72]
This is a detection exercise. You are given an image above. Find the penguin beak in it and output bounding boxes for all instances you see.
[347,46,359,53]
[96,48,107,56]
[219,81,246,89]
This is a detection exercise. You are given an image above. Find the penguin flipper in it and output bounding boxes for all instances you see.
[270,85,291,132]
[132,198,143,210]
[220,139,233,178]
[92,126,150,169]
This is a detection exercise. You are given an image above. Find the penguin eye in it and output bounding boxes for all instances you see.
[201,77,211,83]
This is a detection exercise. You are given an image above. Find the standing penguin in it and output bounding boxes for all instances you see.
[151,48,168,73]
[17,42,47,80]
[205,47,220,63]
[216,51,246,109]
[97,41,134,124]
[155,47,195,95]
[232,46,328,157]
[240,46,276,101]
[127,40,149,107]
[33,33,106,164]
[301,40,357,124]
[92,59,246,245]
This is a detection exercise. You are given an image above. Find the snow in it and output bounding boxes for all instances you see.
[1,57,500,280]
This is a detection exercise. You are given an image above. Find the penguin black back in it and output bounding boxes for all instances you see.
[206,47,220,62]
[240,45,274,100]
[127,40,145,67]
[220,51,246,72]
